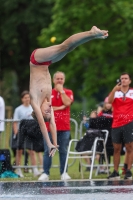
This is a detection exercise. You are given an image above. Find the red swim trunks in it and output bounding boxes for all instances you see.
[30,49,52,66]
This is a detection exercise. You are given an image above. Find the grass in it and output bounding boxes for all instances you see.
[0,151,126,182]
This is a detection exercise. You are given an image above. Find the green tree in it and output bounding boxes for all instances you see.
[0,0,54,105]
[38,0,133,103]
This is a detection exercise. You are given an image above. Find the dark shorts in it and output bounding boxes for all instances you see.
[111,121,133,144]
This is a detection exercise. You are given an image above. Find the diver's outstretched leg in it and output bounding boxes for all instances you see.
[32,26,108,64]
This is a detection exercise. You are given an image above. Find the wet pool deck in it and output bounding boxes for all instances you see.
[0,179,133,195]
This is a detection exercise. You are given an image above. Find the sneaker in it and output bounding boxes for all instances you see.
[33,170,41,177]
[124,170,132,180]
[61,172,71,180]
[108,170,120,180]
[29,169,32,173]
[38,173,49,181]
[15,168,24,178]
[33,168,41,177]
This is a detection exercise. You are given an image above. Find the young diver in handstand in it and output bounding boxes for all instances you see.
[29,26,109,157]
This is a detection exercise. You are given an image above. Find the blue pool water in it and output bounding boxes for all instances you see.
[0,180,133,200]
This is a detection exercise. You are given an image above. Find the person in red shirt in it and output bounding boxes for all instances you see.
[38,71,74,181]
[108,72,133,180]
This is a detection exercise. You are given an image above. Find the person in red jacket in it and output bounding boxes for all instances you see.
[108,72,133,180]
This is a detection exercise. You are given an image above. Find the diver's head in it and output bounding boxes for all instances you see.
[32,102,51,122]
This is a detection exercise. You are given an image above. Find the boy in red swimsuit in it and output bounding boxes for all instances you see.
[29,26,109,156]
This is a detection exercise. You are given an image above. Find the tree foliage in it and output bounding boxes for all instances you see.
[1,0,133,110]
[38,0,133,102]
[0,0,53,106]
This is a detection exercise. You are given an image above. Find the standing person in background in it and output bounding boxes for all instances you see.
[108,72,133,180]
[38,71,74,181]
[13,91,40,177]
[0,96,5,141]
[95,99,126,174]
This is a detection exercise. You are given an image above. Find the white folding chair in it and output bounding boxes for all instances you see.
[63,130,109,180]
